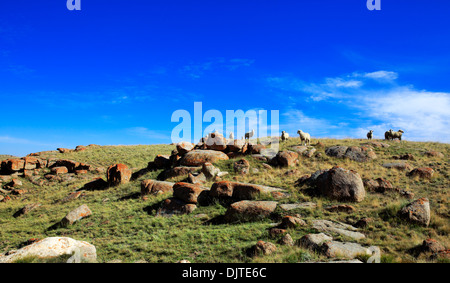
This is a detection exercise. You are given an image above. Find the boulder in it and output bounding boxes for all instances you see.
[173,182,209,204]
[13,203,41,218]
[275,151,299,167]
[176,141,194,155]
[0,237,97,263]
[204,132,227,151]
[278,202,317,211]
[363,178,394,193]
[310,166,366,202]
[398,198,431,226]
[407,168,434,180]
[424,151,444,158]
[289,145,308,154]
[1,159,25,173]
[278,215,306,229]
[247,241,277,257]
[201,162,221,180]
[141,180,175,195]
[321,241,376,259]
[157,198,197,216]
[180,150,229,166]
[158,166,201,180]
[52,166,69,175]
[153,155,171,169]
[382,162,413,171]
[325,146,376,162]
[311,219,365,240]
[297,233,333,251]
[224,200,278,223]
[279,234,294,246]
[57,148,73,153]
[187,172,207,184]
[392,153,415,160]
[233,159,250,175]
[107,164,132,186]
[210,181,286,200]
[59,204,92,227]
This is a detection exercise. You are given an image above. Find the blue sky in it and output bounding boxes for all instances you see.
[1,0,450,156]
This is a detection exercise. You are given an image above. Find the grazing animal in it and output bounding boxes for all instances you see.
[281,131,290,142]
[367,130,374,140]
[229,132,234,140]
[385,129,393,140]
[297,130,311,146]
[245,129,255,141]
[389,129,404,141]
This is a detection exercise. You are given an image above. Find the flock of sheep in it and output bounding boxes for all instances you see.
[218,128,404,145]
[279,129,405,143]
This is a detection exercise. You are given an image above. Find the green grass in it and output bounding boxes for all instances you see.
[0,139,449,263]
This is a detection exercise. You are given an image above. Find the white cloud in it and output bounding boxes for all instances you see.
[268,70,450,143]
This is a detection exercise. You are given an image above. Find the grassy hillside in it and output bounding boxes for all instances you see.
[0,139,448,263]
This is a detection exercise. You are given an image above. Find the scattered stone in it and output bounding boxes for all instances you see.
[180,150,229,167]
[310,166,366,202]
[325,146,376,162]
[234,159,250,175]
[13,203,41,218]
[303,148,316,158]
[173,182,209,204]
[420,238,446,254]
[176,141,194,155]
[187,172,207,184]
[398,198,431,226]
[153,155,171,169]
[210,181,287,201]
[0,237,97,263]
[279,202,317,211]
[141,180,175,196]
[107,164,132,186]
[248,144,266,155]
[59,204,92,227]
[157,198,197,216]
[248,241,277,257]
[279,234,294,246]
[59,192,85,203]
[424,151,444,158]
[311,220,365,240]
[321,241,377,259]
[52,166,69,175]
[360,141,390,148]
[364,178,394,193]
[297,233,333,251]
[268,228,287,238]
[224,200,278,223]
[382,162,413,171]
[57,148,72,153]
[159,166,201,180]
[278,215,306,229]
[275,151,299,167]
[289,146,308,154]
[407,168,434,180]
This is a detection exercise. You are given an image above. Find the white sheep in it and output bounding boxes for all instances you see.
[367,130,374,140]
[245,129,255,141]
[229,132,234,140]
[297,130,311,146]
[281,131,289,142]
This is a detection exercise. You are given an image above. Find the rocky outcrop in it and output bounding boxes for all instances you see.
[224,200,278,223]
[325,146,376,162]
[107,164,132,186]
[309,166,366,202]
[398,198,431,226]
[0,237,97,263]
[180,150,229,166]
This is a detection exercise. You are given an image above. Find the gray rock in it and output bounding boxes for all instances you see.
[311,220,366,240]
